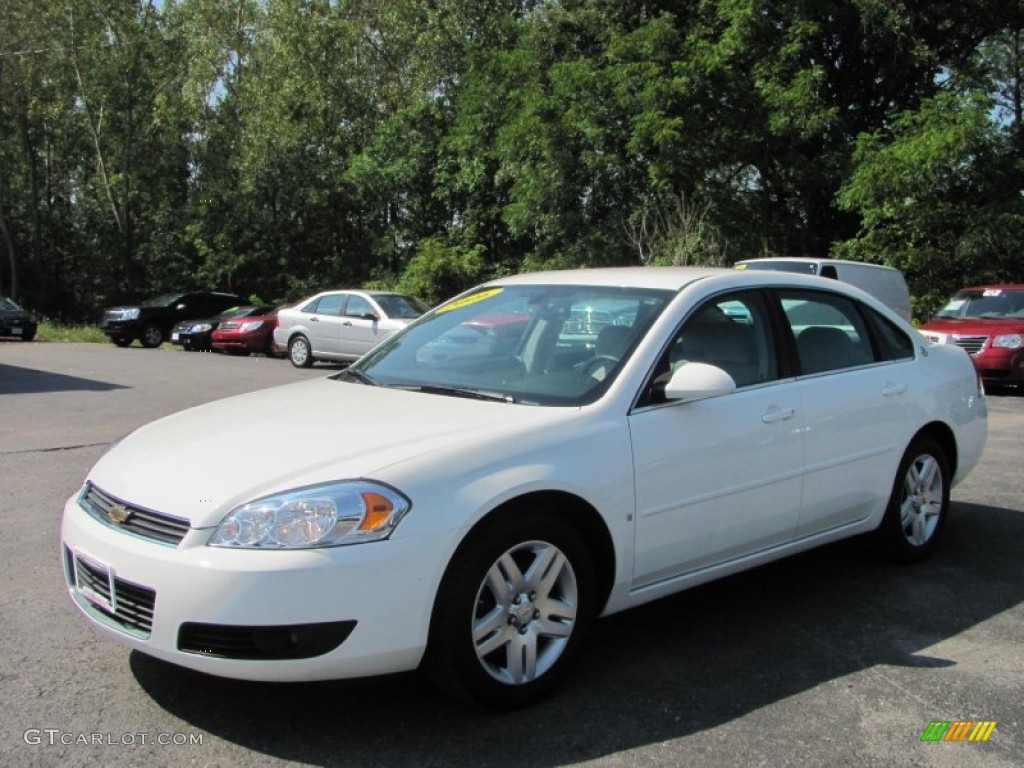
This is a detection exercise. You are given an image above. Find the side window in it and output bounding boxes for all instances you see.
[345,295,375,318]
[863,305,915,361]
[312,294,345,317]
[644,291,777,404]
[778,290,875,374]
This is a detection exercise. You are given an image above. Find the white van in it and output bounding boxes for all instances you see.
[735,257,912,321]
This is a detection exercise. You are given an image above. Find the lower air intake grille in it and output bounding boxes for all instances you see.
[66,547,156,636]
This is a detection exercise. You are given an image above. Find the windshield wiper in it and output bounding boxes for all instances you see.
[403,384,517,403]
[333,368,377,386]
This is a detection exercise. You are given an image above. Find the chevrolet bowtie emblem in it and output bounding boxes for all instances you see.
[107,503,131,525]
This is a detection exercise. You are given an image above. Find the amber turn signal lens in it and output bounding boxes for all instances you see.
[358,492,394,531]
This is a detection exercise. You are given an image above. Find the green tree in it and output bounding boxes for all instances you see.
[836,91,1024,317]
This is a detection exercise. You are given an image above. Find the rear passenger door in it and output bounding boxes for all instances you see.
[778,289,916,538]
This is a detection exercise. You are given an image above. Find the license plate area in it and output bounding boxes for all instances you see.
[11,327,22,335]
[73,552,115,612]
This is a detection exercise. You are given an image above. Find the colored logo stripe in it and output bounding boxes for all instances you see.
[920,721,996,742]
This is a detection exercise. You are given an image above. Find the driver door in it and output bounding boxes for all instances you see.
[628,290,804,587]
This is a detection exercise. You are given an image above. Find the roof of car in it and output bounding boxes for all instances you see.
[490,267,732,291]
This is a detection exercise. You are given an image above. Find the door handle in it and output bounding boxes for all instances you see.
[882,382,907,397]
[761,406,796,424]
[343,321,353,326]
[310,317,319,322]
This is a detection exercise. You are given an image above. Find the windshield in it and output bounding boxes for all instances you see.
[340,284,673,406]
[141,293,185,308]
[374,294,429,319]
[935,288,1024,319]
[0,296,23,311]
[214,306,252,321]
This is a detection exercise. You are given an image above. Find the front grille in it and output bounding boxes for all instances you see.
[952,335,987,355]
[80,483,190,546]
[66,547,156,636]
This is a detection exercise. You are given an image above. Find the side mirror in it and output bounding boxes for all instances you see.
[664,362,736,401]
[360,312,379,321]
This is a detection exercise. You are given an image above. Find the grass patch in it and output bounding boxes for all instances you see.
[37,320,111,344]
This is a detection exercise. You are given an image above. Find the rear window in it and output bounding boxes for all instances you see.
[738,260,819,276]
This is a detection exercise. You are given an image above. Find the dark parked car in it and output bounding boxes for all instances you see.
[99,291,245,348]
[211,307,281,356]
[170,306,274,352]
[0,295,37,341]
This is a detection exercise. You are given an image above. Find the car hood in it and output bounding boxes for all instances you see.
[87,377,569,528]
[921,316,1024,335]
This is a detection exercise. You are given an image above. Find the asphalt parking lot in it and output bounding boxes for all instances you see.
[1,341,1021,767]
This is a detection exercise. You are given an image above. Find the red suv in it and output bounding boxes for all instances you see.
[920,284,1024,386]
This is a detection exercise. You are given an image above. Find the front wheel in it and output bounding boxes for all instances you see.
[140,323,164,348]
[425,509,596,710]
[867,437,950,563]
[288,335,313,368]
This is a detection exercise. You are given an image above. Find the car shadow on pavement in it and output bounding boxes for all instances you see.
[0,364,129,395]
[130,500,1022,767]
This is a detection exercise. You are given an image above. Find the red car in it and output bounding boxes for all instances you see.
[920,284,1024,386]
[211,307,283,357]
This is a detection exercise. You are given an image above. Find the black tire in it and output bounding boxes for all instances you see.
[424,509,596,710]
[22,332,35,342]
[288,335,313,368]
[867,437,951,563]
[140,323,164,348]
[226,348,250,357]
[112,337,132,347]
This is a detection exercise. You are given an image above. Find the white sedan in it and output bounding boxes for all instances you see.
[61,267,987,710]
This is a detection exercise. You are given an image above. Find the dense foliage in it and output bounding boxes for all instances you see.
[1,0,1022,320]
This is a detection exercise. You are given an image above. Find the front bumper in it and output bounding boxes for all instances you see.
[211,331,264,352]
[60,491,440,682]
[974,349,1024,383]
[100,320,141,339]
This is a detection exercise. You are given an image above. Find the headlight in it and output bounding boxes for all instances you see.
[240,320,264,332]
[208,481,411,549]
[124,308,140,320]
[992,334,1023,349]
[191,323,213,333]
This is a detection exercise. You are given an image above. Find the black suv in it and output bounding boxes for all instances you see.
[99,292,245,348]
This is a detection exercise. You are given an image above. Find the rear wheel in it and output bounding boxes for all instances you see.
[867,437,950,563]
[425,509,596,710]
[288,335,313,368]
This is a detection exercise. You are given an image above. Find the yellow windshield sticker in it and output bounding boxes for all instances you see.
[734,264,747,269]
[435,288,504,314]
